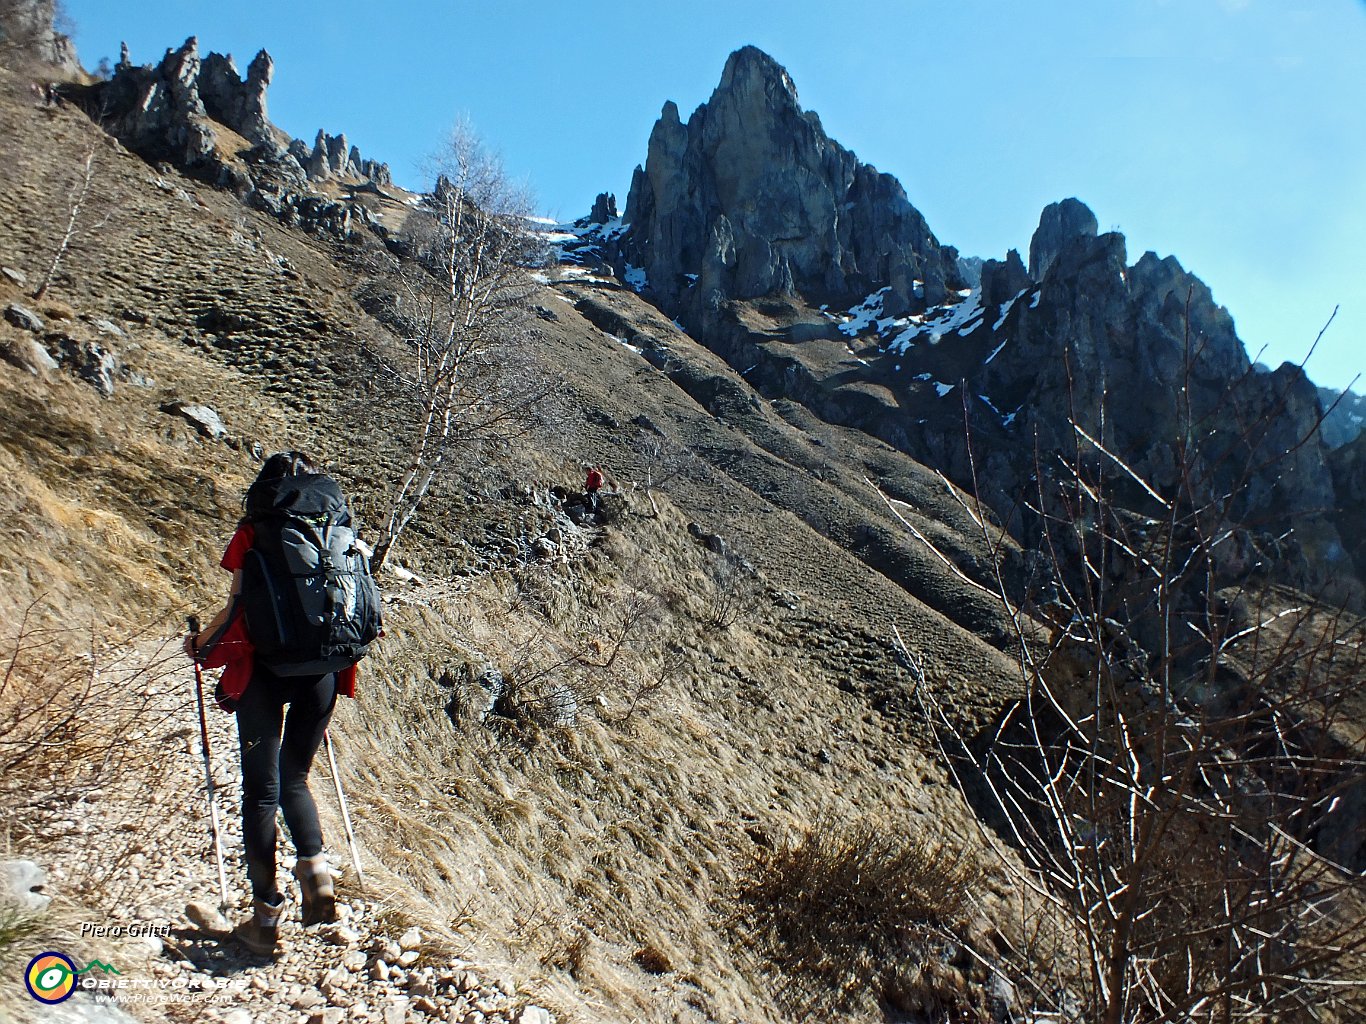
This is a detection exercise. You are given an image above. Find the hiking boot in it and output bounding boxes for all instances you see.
[232,895,284,956]
[293,854,337,926]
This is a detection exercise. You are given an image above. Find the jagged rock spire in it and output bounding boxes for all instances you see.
[1028,198,1099,280]
[621,46,963,315]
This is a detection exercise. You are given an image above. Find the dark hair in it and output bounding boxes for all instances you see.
[241,450,319,523]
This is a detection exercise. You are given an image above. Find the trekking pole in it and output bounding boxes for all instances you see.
[323,730,366,892]
[188,616,230,912]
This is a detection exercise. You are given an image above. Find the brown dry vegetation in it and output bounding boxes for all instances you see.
[0,64,1082,1023]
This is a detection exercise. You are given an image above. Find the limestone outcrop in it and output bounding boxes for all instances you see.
[0,0,80,74]
[620,46,964,317]
[80,38,391,240]
[198,49,275,148]
[287,130,392,186]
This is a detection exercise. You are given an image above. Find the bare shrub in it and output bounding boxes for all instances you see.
[630,429,699,517]
[703,553,763,633]
[735,815,983,1016]
[462,573,683,734]
[0,610,187,953]
[0,608,168,812]
[890,305,1366,1023]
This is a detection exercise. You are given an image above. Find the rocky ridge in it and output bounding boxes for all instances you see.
[580,48,1365,607]
[1318,383,1366,449]
[78,37,393,240]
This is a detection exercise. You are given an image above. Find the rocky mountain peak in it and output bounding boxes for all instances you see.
[713,44,801,109]
[1028,197,1099,280]
[621,47,962,318]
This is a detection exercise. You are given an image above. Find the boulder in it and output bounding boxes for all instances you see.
[53,335,118,397]
[5,302,44,332]
[160,401,227,439]
[1,858,50,912]
[0,333,58,375]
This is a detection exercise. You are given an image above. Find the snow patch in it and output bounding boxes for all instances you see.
[606,331,642,355]
[934,382,955,397]
[624,264,648,292]
[838,287,892,335]
[992,287,1029,331]
[535,215,628,267]
[887,289,983,353]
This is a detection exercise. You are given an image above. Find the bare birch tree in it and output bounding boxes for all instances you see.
[367,122,553,570]
[631,428,699,516]
[33,146,107,300]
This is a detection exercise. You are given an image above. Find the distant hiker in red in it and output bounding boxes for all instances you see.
[185,451,381,955]
[584,465,605,512]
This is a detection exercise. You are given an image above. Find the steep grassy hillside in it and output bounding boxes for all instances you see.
[0,67,1038,1024]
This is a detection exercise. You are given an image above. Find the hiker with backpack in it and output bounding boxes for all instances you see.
[184,451,381,955]
[583,464,605,514]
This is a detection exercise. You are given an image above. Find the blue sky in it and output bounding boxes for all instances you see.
[66,1,1365,393]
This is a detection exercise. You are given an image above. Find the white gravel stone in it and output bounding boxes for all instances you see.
[292,989,325,1010]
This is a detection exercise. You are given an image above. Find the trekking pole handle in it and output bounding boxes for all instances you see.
[188,615,200,655]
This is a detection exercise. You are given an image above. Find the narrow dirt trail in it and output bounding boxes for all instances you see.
[8,637,555,1024]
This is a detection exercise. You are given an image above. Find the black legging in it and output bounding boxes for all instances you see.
[236,668,337,901]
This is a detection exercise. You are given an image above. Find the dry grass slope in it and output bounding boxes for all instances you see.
[0,67,1034,1023]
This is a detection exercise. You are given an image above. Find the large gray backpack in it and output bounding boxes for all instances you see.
[241,474,382,675]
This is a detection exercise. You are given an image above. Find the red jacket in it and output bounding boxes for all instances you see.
[202,524,358,710]
[585,468,604,492]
